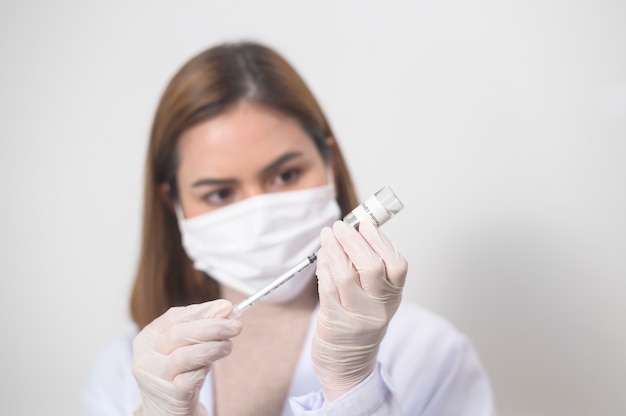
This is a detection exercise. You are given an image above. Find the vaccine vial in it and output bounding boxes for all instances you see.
[343,186,404,229]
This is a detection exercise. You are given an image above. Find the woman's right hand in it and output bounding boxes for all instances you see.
[131,299,242,416]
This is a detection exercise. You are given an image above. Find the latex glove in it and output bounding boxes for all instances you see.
[312,220,407,401]
[132,299,242,416]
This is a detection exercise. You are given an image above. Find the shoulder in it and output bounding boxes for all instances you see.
[379,302,492,407]
[384,301,466,349]
[378,302,497,414]
[82,323,139,415]
[381,301,472,371]
[90,323,137,372]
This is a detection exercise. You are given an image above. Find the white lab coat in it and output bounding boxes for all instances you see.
[82,302,497,415]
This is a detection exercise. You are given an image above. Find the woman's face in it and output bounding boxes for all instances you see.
[174,101,331,218]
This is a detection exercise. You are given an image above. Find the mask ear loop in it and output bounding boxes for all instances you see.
[323,135,339,195]
[325,164,337,197]
[174,202,186,221]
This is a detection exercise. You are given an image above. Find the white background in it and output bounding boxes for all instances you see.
[1,1,625,415]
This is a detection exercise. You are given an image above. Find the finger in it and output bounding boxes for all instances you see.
[150,299,233,334]
[172,366,212,400]
[317,226,364,313]
[316,227,342,308]
[320,222,373,311]
[358,221,408,288]
[163,339,234,381]
[154,318,242,355]
[332,221,389,295]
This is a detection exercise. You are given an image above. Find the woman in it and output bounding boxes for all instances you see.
[82,41,497,415]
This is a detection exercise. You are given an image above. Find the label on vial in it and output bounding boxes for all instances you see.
[351,195,389,227]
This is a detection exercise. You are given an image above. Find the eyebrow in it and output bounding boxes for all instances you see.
[259,151,303,176]
[191,151,304,188]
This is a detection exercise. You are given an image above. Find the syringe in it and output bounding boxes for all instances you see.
[230,185,404,318]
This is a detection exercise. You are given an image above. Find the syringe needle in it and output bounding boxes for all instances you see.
[230,253,318,318]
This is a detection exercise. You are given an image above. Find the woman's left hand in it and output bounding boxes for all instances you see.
[312,220,407,402]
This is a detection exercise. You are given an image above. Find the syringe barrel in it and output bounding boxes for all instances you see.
[342,186,404,229]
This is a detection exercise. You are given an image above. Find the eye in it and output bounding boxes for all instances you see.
[203,187,235,205]
[272,168,301,187]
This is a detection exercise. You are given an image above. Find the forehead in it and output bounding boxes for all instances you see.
[176,101,321,178]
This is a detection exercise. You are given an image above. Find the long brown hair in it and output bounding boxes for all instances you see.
[130,41,358,329]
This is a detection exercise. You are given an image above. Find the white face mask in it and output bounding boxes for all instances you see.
[177,184,341,303]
